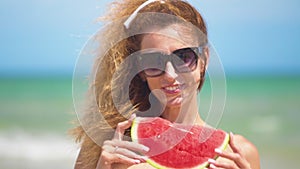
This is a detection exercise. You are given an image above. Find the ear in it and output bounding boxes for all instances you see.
[197,46,209,91]
[203,46,210,70]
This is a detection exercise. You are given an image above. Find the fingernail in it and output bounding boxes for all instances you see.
[142,145,150,152]
[210,164,217,169]
[129,114,136,121]
[134,159,141,164]
[230,132,235,142]
[141,156,148,160]
[208,158,216,164]
[140,156,148,162]
[214,148,222,154]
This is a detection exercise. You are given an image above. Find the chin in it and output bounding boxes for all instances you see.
[165,96,183,108]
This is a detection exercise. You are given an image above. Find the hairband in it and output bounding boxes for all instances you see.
[123,0,166,29]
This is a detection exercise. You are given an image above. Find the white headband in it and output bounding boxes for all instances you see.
[123,0,166,29]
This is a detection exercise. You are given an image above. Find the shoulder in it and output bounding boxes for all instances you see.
[232,134,260,169]
[233,134,259,156]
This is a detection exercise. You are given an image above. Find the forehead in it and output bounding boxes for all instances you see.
[140,25,198,51]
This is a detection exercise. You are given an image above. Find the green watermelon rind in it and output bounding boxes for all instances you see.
[131,117,230,169]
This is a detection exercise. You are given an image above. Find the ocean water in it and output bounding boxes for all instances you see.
[0,77,78,169]
[200,76,300,168]
[0,76,299,168]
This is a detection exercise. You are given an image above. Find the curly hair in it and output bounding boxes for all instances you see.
[71,0,208,168]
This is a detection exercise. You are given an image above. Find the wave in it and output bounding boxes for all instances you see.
[0,129,78,169]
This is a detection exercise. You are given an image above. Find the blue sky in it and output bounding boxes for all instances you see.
[0,0,299,76]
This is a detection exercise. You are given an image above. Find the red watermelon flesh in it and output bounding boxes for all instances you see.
[131,117,229,169]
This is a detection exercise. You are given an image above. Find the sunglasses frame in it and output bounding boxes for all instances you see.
[137,46,206,77]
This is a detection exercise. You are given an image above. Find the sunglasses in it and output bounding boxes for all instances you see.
[137,47,205,77]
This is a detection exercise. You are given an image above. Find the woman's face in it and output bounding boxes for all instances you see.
[140,26,203,109]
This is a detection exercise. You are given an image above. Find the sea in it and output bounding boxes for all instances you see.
[0,75,299,169]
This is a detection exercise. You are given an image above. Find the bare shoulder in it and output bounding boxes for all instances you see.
[233,134,260,169]
[233,134,259,156]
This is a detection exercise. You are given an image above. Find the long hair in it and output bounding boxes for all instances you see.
[71,0,208,168]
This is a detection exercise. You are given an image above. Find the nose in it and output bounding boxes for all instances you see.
[164,61,178,79]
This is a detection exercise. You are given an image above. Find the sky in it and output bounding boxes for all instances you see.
[0,0,300,77]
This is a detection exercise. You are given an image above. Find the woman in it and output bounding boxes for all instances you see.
[72,0,260,169]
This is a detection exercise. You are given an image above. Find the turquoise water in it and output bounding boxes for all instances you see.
[0,76,299,168]
[0,77,74,132]
[201,76,300,168]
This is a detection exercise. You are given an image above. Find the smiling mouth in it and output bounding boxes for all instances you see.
[164,86,179,91]
[162,85,183,94]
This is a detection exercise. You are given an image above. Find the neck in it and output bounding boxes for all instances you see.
[161,107,205,125]
[161,106,180,123]
[161,92,205,126]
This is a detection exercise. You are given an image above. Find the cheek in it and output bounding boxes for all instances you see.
[191,65,202,84]
[146,78,161,90]
[196,69,202,82]
[184,72,200,87]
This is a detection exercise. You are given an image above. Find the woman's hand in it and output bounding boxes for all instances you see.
[96,114,149,169]
[206,132,253,169]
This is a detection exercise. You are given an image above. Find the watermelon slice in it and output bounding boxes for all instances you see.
[131,117,229,169]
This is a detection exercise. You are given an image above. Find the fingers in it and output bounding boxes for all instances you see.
[100,138,149,167]
[103,140,149,154]
[229,132,242,155]
[207,132,251,169]
[114,114,136,140]
[98,114,150,168]
[113,140,150,153]
[208,151,246,169]
[114,146,147,160]
[100,150,142,166]
[215,148,245,166]
[207,158,239,169]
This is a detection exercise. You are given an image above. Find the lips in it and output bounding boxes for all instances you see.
[165,85,179,91]
[162,85,182,94]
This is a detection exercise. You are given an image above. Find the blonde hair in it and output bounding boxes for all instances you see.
[71,0,208,168]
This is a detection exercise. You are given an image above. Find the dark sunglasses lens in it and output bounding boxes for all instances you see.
[144,68,163,76]
[173,48,198,72]
[138,53,165,77]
